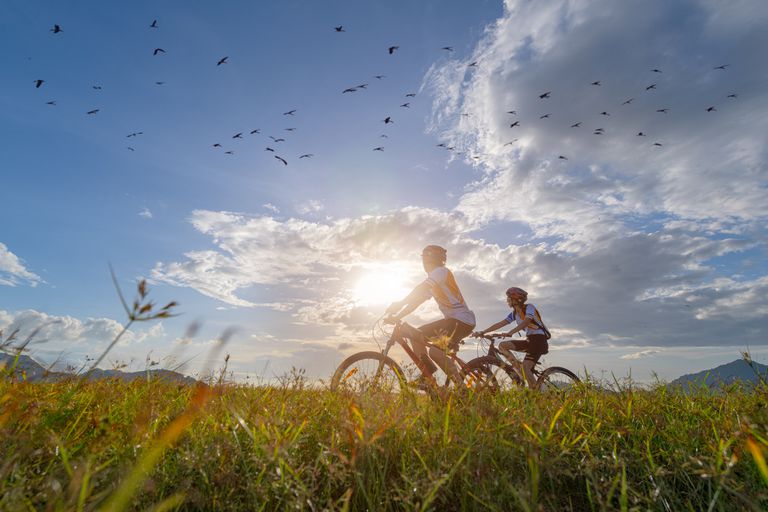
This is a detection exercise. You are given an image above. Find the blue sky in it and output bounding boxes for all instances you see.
[2,0,767,383]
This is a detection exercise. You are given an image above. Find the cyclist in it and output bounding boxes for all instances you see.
[472,287,550,388]
[384,245,476,386]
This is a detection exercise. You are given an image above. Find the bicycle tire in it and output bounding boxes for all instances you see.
[536,366,580,391]
[461,356,523,392]
[330,351,406,394]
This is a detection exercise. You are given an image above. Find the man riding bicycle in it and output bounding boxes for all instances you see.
[384,245,476,386]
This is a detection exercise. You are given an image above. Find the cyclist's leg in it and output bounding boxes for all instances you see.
[499,339,535,387]
[426,319,473,384]
[405,321,437,375]
[522,335,548,390]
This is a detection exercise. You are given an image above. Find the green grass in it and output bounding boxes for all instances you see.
[1,377,767,511]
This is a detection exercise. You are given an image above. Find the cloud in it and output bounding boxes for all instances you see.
[621,349,662,360]
[263,203,280,213]
[0,243,42,287]
[139,207,153,219]
[296,200,324,215]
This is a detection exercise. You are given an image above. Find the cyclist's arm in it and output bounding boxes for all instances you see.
[386,282,430,320]
[474,319,510,336]
[505,317,533,336]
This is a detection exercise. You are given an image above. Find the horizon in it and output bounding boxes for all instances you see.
[2,0,767,384]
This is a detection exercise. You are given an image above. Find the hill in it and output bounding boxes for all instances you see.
[668,358,768,388]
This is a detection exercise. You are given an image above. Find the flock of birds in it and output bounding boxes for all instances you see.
[34,21,739,167]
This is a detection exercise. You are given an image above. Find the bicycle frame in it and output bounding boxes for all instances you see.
[482,336,541,386]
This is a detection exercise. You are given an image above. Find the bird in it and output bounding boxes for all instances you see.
[600,111,610,116]
[594,128,605,132]
[46,101,56,105]
[86,109,99,115]
[127,147,135,151]
[217,56,228,66]
[299,154,314,159]
[713,64,729,70]
[155,81,165,85]
[334,26,345,32]
[34,79,45,88]
[468,61,478,67]
[274,155,288,165]
[150,20,158,28]
[593,131,603,135]
[570,122,582,128]
[591,81,601,86]
[283,110,297,115]
[510,121,520,128]
[212,143,222,148]
[232,133,243,139]
[540,114,550,119]
[656,108,669,113]
[269,136,285,142]
[651,68,662,73]
[383,117,393,124]
[437,143,447,148]
[653,142,663,146]
[388,46,399,54]
[380,134,388,138]
[507,110,517,115]
[727,94,738,99]
[622,98,634,105]
[539,91,551,99]
[50,24,62,33]
[405,93,416,97]
[356,84,368,89]
[637,132,646,136]
[92,85,102,90]
[265,147,275,152]
[441,46,454,51]
[126,132,143,138]
[225,151,234,155]
[373,75,385,79]
[706,106,716,112]
[400,103,410,108]
[342,87,357,93]
[558,155,568,160]
[645,83,657,90]
[503,139,518,146]
[284,128,296,131]
[153,48,166,55]
[373,147,384,151]
[250,129,260,134]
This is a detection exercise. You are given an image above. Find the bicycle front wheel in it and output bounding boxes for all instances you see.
[536,366,580,391]
[330,351,406,394]
[461,356,523,393]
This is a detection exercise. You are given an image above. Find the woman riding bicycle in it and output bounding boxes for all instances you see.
[384,245,476,386]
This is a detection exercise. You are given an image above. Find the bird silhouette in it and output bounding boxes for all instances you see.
[283,110,297,115]
[540,114,550,119]
[284,128,296,131]
[437,143,447,148]
[651,69,662,73]
[727,94,738,99]
[92,85,102,90]
[150,20,158,28]
[127,147,135,151]
[50,24,62,34]
[653,142,663,146]
[622,98,634,105]
[468,61,478,67]
[373,147,384,151]
[250,129,260,134]
[600,111,610,116]
[380,134,388,138]
[265,147,275,152]
[225,151,234,155]
[233,133,243,139]
[539,91,551,99]
[713,64,729,70]
[645,84,657,90]
[558,155,568,160]
[46,101,56,105]
[637,132,646,136]
[656,109,669,113]
[706,106,716,112]
[155,81,165,85]
[275,155,288,165]
[388,46,399,54]
[334,26,345,32]
[217,56,228,66]
[383,117,393,124]
[126,132,143,138]
[510,121,520,128]
[34,79,45,88]
[356,84,368,89]
[507,110,517,115]
[441,46,454,51]
[591,81,601,86]
[503,139,518,146]
[373,75,385,79]
[86,109,99,115]
[299,154,314,159]
[269,136,286,142]
[212,143,222,148]
[342,87,357,93]
[153,48,166,55]
[400,103,410,108]
[405,93,416,97]
[570,122,582,128]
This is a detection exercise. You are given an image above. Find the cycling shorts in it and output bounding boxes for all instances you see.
[503,334,549,363]
[418,318,475,352]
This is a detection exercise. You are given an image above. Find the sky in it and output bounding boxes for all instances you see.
[2,0,767,384]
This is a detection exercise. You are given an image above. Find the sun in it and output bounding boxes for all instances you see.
[351,267,413,307]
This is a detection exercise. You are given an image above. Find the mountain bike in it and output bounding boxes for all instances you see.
[330,319,496,396]
[466,333,580,391]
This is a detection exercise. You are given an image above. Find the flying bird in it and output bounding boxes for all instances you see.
[34,79,45,88]
[510,121,520,128]
[727,94,738,99]
[284,128,296,131]
[601,111,610,116]
[538,91,551,99]
[400,103,410,108]
[127,147,135,151]
[212,143,222,148]
[383,117,393,124]
[150,20,158,28]
[265,147,275,152]
[334,26,345,32]
[373,147,384,151]
[645,83,657,90]
[570,122,582,128]
[380,134,388,138]
[653,142,663,146]
[468,61,478,67]
[299,154,314,159]
[153,48,166,55]
[155,81,165,85]
[217,56,228,66]
[373,75,385,79]
[507,110,517,115]
[388,46,399,54]
[706,106,716,112]
[342,87,357,93]
[269,136,285,142]
[92,85,102,90]
[637,132,646,136]
[441,46,454,51]
[283,110,297,115]
[591,81,601,86]
[50,24,62,33]
[274,155,288,165]
[713,64,729,70]
[356,84,368,89]
[126,132,143,138]
[250,129,260,134]
[503,139,518,146]
[656,108,669,113]
[651,68,662,73]
[539,114,550,119]
[225,151,234,155]
[46,101,56,105]
[622,98,634,105]
[405,93,416,97]
[558,155,568,160]
[232,133,243,139]
[86,109,99,115]
[437,143,447,148]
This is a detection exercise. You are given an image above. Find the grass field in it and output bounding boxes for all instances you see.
[1,372,767,511]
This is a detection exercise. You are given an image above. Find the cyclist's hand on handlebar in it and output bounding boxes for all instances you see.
[471,331,485,338]
[383,315,399,325]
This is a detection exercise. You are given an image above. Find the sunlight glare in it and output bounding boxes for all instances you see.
[351,266,413,307]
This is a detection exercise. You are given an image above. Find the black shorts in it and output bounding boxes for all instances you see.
[503,334,549,363]
[418,318,475,352]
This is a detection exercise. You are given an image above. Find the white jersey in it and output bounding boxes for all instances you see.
[423,266,476,326]
[505,303,547,337]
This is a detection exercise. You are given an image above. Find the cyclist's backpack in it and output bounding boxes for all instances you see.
[515,304,552,340]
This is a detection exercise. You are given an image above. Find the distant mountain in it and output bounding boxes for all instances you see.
[669,359,768,388]
[0,352,197,385]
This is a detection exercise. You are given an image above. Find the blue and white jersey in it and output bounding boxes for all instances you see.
[505,303,547,337]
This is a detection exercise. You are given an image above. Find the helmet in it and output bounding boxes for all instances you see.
[506,287,528,301]
[421,245,447,264]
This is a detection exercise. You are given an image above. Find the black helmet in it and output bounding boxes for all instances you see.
[506,287,528,301]
[421,245,447,264]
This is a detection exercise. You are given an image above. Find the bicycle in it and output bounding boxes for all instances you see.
[466,333,580,391]
[329,318,497,396]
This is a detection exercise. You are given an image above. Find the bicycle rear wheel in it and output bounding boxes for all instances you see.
[330,351,406,394]
[461,356,523,392]
[536,366,580,391]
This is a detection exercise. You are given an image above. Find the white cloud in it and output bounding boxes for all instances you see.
[139,207,153,219]
[0,243,41,287]
[263,203,280,213]
[296,200,324,215]
[621,349,662,360]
